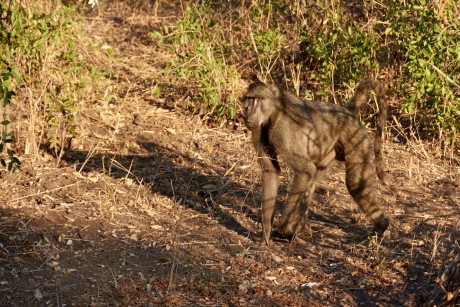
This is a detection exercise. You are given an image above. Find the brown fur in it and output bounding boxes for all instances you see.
[243,80,389,245]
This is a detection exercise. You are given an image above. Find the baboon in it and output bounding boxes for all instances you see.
[243,79,389,245]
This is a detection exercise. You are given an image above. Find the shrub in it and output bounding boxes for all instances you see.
[300,0,459,154]
[388,0,460,154]
[152,5,240,121]
[0,0,108,163]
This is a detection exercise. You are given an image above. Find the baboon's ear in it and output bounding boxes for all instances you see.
[250,73,262,83]
[241,73,263,84]
[269,84,280,98]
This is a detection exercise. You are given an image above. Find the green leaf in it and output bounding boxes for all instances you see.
[11,67,21,83]
[425,67,431,77]
[150,31,162,39]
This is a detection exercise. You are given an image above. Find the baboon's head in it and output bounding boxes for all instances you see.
[243,82,280,131]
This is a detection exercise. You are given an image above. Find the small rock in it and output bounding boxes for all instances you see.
[301,282,319,289]
[34,289,43,301]
[238,280,251,292]
[272,255,282,263]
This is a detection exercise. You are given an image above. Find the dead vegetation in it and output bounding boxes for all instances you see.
[0,0,459,305]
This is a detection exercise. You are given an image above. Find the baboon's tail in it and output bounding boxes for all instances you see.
[345,79,388,184]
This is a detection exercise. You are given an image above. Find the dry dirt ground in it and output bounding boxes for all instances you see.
[1,1,459,306]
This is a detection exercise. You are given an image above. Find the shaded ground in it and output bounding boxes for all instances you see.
[1,1,459,305]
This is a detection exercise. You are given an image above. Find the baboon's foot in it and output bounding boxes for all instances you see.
[261,227,272,246]
[257,239,271,250]
[373,216,390,236]
[271,229,294,242]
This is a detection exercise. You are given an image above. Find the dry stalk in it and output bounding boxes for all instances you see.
[77,141,100,173]
[430,223,447,265]
[11,182,77,203]
[426,219,460,305]
[166,180,183,296]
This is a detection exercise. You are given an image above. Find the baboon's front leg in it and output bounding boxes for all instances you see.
[259,154,280,245]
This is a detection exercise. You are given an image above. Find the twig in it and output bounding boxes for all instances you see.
[78,141,100,173]
[427,62,460,90]
[12,183,77,203]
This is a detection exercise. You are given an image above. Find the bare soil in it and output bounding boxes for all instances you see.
[1,1,459,306]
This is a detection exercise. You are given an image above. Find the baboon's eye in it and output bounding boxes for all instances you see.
[246,97,255,106]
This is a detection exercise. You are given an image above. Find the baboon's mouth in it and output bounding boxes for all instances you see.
[244,120,259,131]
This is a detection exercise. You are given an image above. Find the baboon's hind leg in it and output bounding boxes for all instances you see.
[277,156,334,241]
[344,131,389,234]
